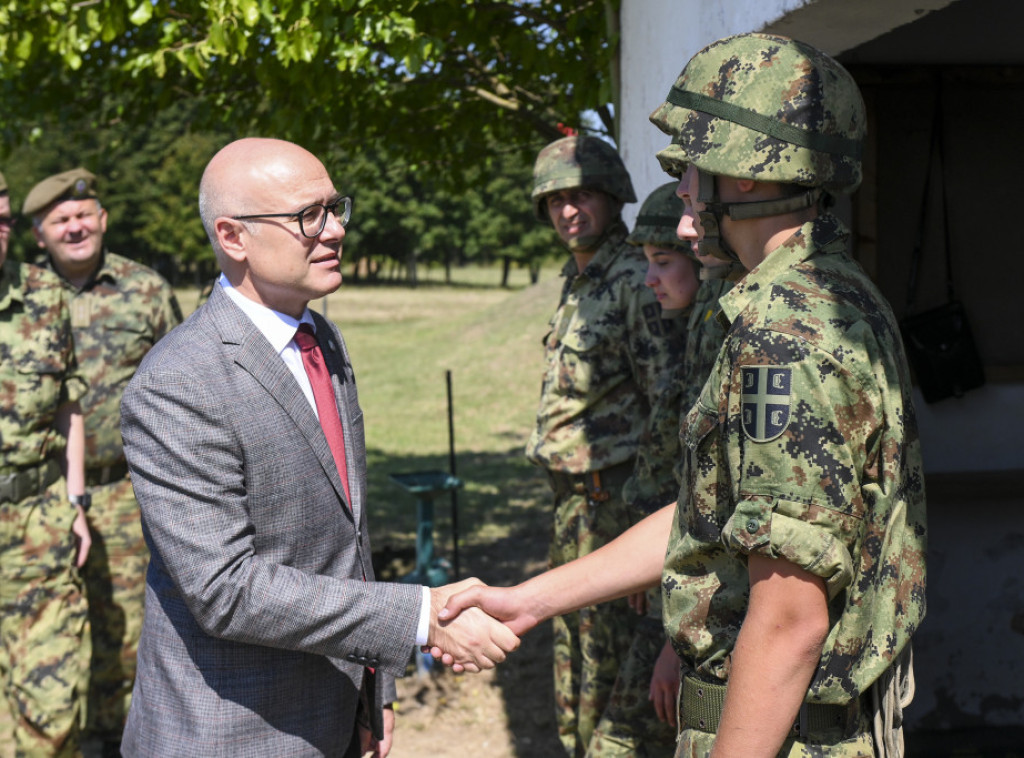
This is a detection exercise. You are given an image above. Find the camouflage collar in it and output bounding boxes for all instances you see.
[575,220,629,280]
[38,248,111,291]
[718,213,848,327]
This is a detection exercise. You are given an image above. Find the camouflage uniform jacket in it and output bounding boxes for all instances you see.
[526,221,685,475]
[663,214,927,704]
[621,307,689,518]
[0,259,87,470]
[39,251,182,469]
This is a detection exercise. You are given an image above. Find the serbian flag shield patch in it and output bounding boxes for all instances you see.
[740,366,791,442]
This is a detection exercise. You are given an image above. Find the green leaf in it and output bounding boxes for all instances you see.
[129,2,154,26]
[239,0,260,27]
[14,32,33,61]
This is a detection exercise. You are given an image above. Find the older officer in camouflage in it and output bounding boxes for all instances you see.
[1,169,92,756]
[24,168,182,755]
[441,33,927,758]
[527,136,685,757]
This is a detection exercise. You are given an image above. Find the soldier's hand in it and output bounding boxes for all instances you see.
[650,639,681,726]
[71,504,92,568]
[627,590,648,615]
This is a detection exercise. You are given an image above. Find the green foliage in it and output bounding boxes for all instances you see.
[3,102,224,282]
[336,142,557,282]
[4,104,556,284]
[0,1,620,183]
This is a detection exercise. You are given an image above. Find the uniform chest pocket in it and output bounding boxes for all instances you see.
[15,358,64,423]
[683,396,717,452]
[100,320,152,367]
[681,394,728,541]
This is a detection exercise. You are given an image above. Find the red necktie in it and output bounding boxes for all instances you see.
[294,323,351,506]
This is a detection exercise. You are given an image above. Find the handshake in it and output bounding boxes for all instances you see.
[425,578,544,673]
[423,505,674,672]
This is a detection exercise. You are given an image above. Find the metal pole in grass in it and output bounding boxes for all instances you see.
[446,370,460,580]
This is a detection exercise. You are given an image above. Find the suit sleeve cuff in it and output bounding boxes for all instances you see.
[415,586,431,646]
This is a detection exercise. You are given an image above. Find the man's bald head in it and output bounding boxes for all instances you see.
[198,138,329,261]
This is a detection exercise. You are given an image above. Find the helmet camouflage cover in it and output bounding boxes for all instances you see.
[649,33,866,194]
[531,135,637,222]
[626,181,690,254]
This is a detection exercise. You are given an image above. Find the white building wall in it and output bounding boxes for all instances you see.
[618,0,810,226]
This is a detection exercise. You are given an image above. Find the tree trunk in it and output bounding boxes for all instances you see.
[407,251,418,287]
[501,256,512,288]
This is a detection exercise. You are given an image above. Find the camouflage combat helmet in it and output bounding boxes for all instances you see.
[650,33,864,192]
[531,135,636,223]
[626,181,689,254]
[649,33,866,263]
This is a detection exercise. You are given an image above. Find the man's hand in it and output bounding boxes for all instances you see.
[649,639,681,726]
[426,579,520,673]
[71,505,91,568]
[358,705,394,758]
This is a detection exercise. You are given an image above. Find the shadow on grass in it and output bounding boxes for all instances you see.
[367,443,564,758]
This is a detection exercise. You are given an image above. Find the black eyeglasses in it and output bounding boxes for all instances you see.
[232,196,352,238]
[0,216,14,228]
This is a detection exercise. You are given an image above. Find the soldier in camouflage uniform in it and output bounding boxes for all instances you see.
[1,169,92,757]
[24,168,182,756]
[626,186,741,738]
[442,33,927,758]
[597,182,698,757]
[527,136,685,757]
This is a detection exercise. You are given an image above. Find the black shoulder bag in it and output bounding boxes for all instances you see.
[899,91,985,404]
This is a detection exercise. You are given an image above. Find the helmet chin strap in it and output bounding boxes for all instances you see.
[694,169,823,264]
[699,260,746,281]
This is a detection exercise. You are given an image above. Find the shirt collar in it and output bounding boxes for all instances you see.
[217,273,313,353]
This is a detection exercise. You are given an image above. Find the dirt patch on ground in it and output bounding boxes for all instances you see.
[381,517,566,758]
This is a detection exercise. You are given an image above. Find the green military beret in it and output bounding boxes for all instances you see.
[22,167,98,217]
[0,170,7,193]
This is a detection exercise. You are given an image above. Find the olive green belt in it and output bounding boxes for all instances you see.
[0,459,62,504]
[680,675,860,739]
[546,458,634,501]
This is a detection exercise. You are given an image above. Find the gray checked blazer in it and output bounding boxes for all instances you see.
[120,284,422,757]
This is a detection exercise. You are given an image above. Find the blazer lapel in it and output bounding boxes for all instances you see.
[206,287,354,517]
[311,313,361,523]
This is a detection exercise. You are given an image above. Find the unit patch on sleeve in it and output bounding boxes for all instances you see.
[740,366,791,442]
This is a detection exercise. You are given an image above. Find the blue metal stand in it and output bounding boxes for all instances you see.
[388,471,462,676]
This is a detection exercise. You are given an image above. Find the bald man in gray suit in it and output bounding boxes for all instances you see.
[120,138,517,758]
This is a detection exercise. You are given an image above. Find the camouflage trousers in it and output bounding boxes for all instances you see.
[0,480,89,758]
[589,600,676,758]
[80,476,148,742]
[548,464,641,758]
